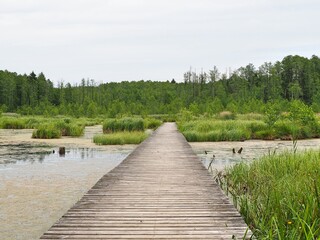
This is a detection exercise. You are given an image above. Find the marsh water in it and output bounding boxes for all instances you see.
[0,127,135,240]
[191,138,320,171]
[1,126,320,239]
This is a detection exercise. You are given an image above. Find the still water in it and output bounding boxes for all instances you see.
[2,135,320,239]
[191,138,320,171]
[0,148,130,240]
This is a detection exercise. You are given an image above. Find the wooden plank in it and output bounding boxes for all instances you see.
[40,123,252,239]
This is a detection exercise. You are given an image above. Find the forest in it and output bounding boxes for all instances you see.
[1,54,320,117]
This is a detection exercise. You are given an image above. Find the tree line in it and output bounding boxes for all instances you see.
[1,54,320,117]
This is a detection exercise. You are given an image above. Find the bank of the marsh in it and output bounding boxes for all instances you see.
[218,150,320,239]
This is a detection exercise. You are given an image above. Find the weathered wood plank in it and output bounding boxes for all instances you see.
[40,123,252,239]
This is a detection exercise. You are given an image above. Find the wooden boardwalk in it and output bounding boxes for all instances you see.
[41,123,252,239]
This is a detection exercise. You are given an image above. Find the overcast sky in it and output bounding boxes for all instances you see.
[0,0,319,85]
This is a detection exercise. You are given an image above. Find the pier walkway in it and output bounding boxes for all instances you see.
[41,123,251,239]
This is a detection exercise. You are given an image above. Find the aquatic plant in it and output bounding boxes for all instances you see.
[32,125,61,139]
[103,117,145,133]
[93,131,148,145]
[143,118,162,129]
[219,150,320,239]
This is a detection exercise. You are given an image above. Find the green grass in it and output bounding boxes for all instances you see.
[0,117,27,129]
[103,118,145,133]
[93,131,148,145]
[177,114,320,142]
[144,118,162,129]
[218,150,320,239]
[54,121,84,137]
[32,125,61,139]
[178,119,262,141]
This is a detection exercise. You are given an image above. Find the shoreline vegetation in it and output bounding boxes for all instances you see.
[177,101,320,142]
[216,149,320,239]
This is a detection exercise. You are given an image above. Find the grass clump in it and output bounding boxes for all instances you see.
[219,150,320,239]
[144,118,162,129]
[103,117,144,133]
[216,111,236,120]
[32,125,61,139]
[178,120,256,141]
[0,117,27,129]
[54,121,84,137]
[93,131,148,145]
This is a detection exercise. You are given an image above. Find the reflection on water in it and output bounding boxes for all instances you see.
[0,147,130,240]
[191,139,320,171]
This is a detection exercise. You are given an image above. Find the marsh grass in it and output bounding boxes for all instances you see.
[103,118,145,133]
[219,150,320,239]
[144,118,162,129]
[178,120,262,141]
[54,121,84,137]
[93,131,148,145]
[32,125,61,139]
[178,115,320,142]
[0,117,27,129]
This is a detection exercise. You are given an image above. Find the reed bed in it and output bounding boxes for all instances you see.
[93,131,148,145]
[103,118,145,133]
[219,150,320,239]
[32,125,61,139]
[178,117,320,142]
[178,119,265,141]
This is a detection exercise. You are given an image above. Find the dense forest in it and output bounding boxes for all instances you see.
[1,54,320,117]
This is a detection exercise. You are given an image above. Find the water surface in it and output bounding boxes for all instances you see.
[0,147,130,240]
[190,139,320,171]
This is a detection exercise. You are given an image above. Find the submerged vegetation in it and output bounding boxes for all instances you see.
[218,150,320,239]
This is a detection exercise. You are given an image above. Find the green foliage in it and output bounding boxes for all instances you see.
[288,100,317,126]
[220,150,320,239]
[0,117,26,129]
[1,55,320,117]
[178,119,254,141]
[144,118,162,129]
[216,111,236,120]
[53,120,84,137]
[32,125,61,139]
[237,113,264,121]
[93,131,148,145]
[103,118,145,133]
[264,103,281,128]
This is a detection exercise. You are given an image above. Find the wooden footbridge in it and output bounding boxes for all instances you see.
[41,123,252,239]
